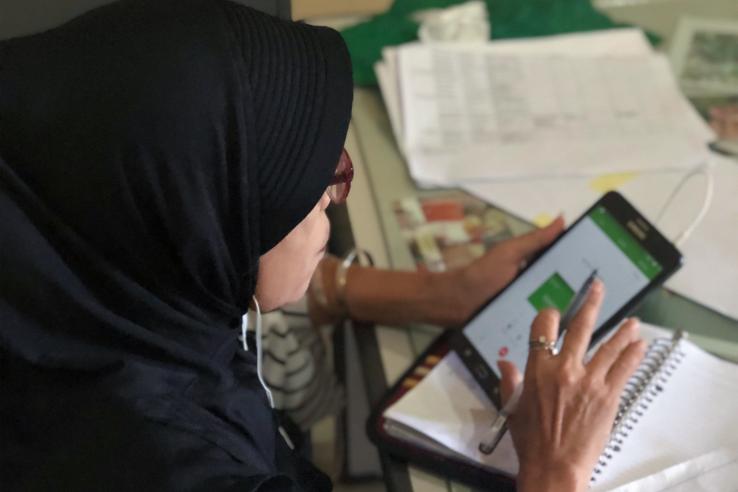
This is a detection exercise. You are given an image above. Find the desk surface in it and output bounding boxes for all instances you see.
[343,2,738,484]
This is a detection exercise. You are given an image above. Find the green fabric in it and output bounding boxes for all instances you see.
[341,0,660,86]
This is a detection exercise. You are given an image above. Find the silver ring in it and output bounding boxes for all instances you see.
[529,336,558,356]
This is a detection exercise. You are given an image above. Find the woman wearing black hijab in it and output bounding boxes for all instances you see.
[0,0,349,489]
[0,1,646,490]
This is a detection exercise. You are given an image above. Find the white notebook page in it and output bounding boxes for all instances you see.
[592,338,738,490]
[610,447,738,492]
[383,350,519,474]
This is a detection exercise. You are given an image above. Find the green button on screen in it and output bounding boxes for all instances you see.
[528,272,575,312]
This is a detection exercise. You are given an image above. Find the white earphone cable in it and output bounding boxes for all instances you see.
[251,296,274,408]
[239,313,249,352]
[238,296,274,408]
[238,297,291,448]
[655,160,714,247]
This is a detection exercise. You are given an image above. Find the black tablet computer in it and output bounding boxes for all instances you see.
[450,191,683,408]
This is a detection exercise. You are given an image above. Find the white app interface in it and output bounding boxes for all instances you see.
[464,206,662,376]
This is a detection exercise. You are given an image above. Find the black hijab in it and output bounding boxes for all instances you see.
[0,1,351,490]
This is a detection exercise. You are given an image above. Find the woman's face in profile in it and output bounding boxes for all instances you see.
[255,192,332,310]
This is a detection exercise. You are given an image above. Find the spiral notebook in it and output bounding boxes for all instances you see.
[382,324,738,490]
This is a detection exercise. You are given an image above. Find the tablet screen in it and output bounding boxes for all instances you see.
[463,205,663,377]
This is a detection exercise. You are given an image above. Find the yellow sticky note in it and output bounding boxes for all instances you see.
[533,213,554,227]
[589,172,638,193]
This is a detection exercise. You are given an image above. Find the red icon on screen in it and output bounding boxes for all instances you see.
[498,346,509,357]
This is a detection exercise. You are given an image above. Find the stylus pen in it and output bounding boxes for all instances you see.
[559,269,599,333]
[478,271,599,454]
[478,382,523,455]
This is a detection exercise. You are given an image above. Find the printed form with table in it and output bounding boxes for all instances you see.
[357,4,738,490]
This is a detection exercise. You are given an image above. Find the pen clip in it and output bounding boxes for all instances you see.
[478,413,508,455]
[478,382,523,455]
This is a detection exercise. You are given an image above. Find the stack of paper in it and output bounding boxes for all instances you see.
[376,29,738,320]
[377,29,714,185]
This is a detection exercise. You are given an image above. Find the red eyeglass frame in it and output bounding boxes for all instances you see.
[327,148,354,204]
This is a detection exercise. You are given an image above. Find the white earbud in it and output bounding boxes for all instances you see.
[240,296,274,408]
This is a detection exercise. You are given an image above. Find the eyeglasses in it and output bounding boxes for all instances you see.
[327,148,354,204]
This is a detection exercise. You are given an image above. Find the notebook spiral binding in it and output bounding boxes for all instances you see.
[592,331,686,480]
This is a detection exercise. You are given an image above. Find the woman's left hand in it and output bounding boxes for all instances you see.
[452,216,564,322]
[306,216,564,328]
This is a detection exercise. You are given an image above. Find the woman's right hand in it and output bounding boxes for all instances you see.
[498,280,647,492]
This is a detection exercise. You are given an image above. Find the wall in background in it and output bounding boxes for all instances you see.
[292,0,390,20]
[0,0,291,40]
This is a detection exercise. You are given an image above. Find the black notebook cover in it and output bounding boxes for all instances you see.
[366,329,516,491]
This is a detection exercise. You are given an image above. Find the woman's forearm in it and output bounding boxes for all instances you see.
[310,220,565,328]
[310,255,474,327]
[342,264,472,327]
